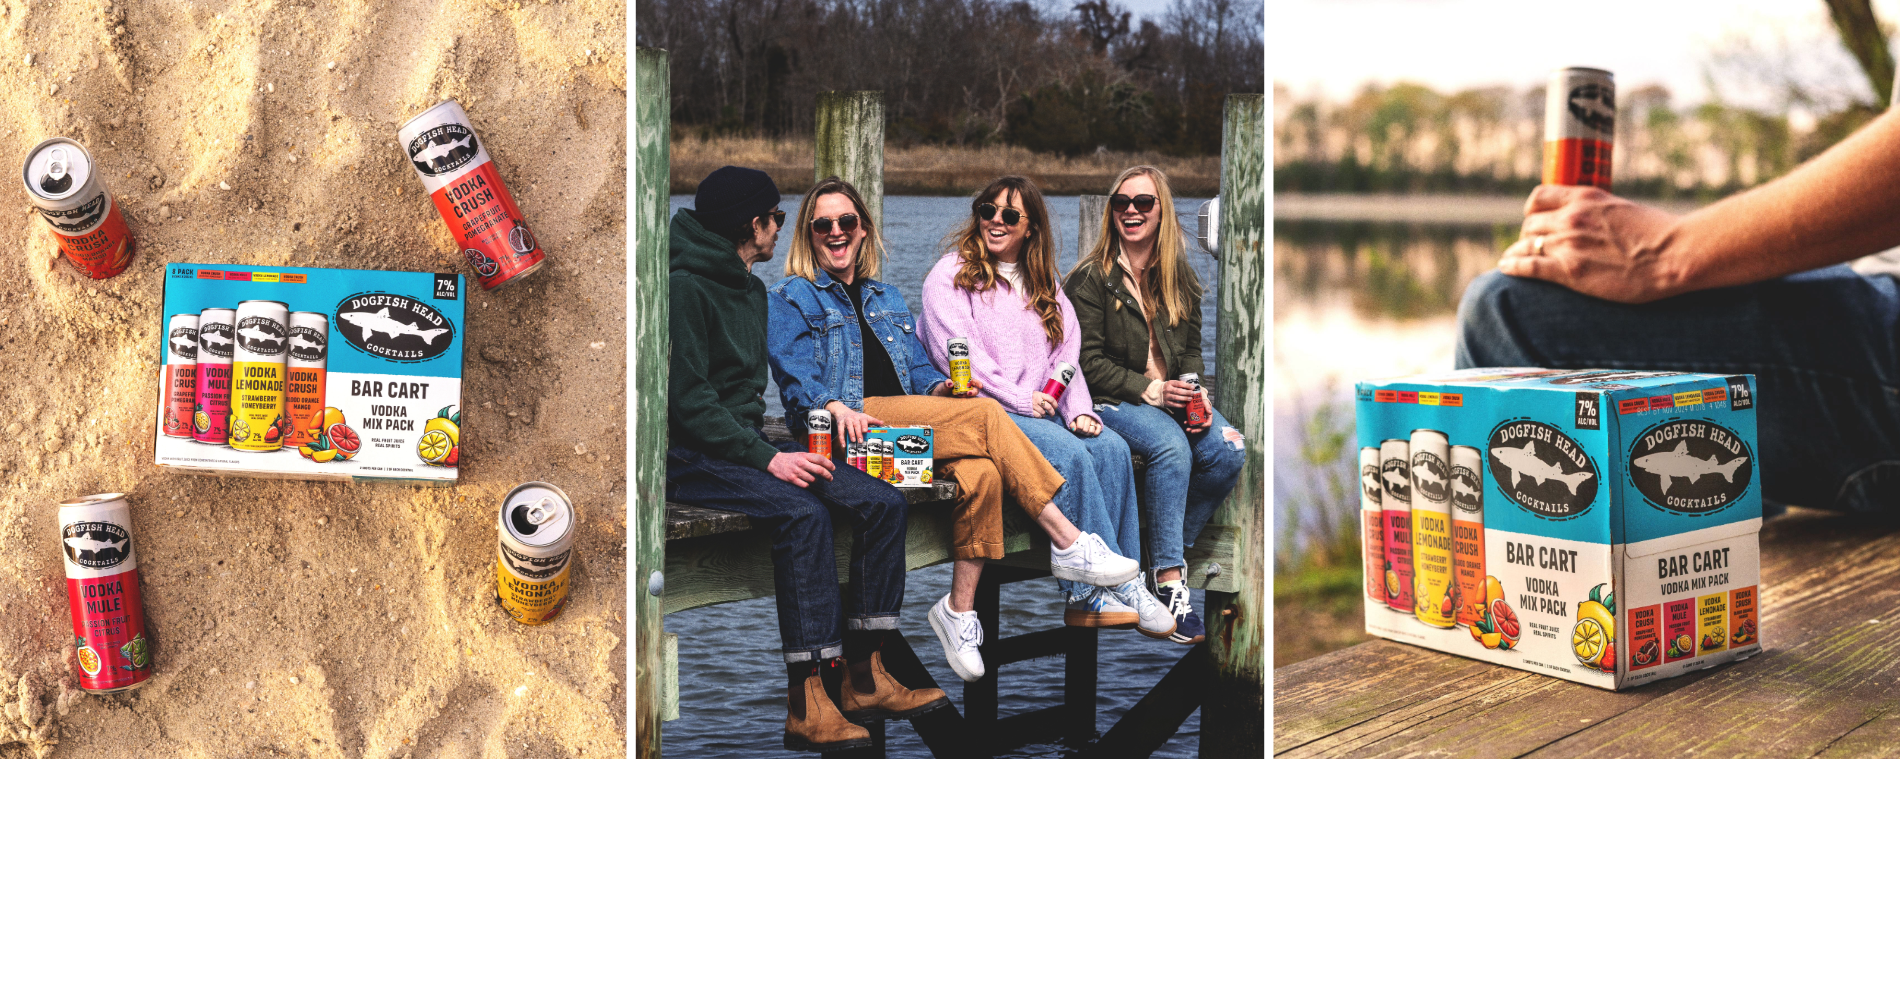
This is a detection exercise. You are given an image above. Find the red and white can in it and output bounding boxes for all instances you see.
[193,307,236,444]
[60,493,152,692]
[845,436,867,471]
[398,100,546,291]
[807,408,833,457]
[1182,372,1211,425]
[1042,362,1077,401]
[285,312,329,448]
[1543,66,1615,191]
[22,138,135,279]
[161,313,199,439]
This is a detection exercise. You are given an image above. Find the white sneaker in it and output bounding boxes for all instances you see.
[1108,578,1177,638]
[1048,531,1141,587]
[1064,585,1139,628]
[929,594,987,681]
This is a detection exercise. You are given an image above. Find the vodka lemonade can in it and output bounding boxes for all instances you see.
[228,300,290,451]
[22,138,135,279]
[1360,446,1384,605]
[192,307,236,443]
[1450,444,1488,627]
[59,494,152,692]
[1182,372,1211,425]
[947,336,972,394]
[1042,362,1077,402]
[1544,66,1615,190]
[1409,429,1456,628]
[284,312,329,448]
[1379,438,1415,613]
[161,314,199,439]
[497,482,575,625]
[865,435,884,479]
[807,408,833,457]
[398,100,546,291]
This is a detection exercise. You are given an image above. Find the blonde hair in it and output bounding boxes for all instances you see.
[783,176,885,282]
[945,175,1065,347]
[1074,165,1200,329]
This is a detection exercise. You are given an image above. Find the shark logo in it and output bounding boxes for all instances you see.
[237,316,287,358]
[1628,419,1753,514]
[407,123,480,177]
[198,322,235,359]
[289,324,327,364]
[1361,459,1381,506]
[896,434,929,455]
[1451,464,1481,515]
[333,294,456,363]
[167,325,199,362]
[500,543,570,581]
[1567,82,1615,135]
[1380,457,1410,504]
[40,192,107,234]
[1486,419,1600,519]
[1411,450,1450,504]
[63,521,132,570]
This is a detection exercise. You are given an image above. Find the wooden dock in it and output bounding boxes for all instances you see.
[1275,510,1900,758]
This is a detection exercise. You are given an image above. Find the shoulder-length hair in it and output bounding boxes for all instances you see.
[783,175,884,282]
[1074,165,1200,329]
[944,175,1065,347]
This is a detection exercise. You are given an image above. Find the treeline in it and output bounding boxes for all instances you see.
[634,0,1264,156]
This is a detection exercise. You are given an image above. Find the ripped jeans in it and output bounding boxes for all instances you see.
[1457,267,1900,512]
[1093,399,1246,576]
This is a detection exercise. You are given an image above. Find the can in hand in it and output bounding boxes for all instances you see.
[1543,66,1615,191]
[22,138,135,279]
[807,408,833,457]
[1182,372,1210,426]
[1042,362,1077,402]
[947,336,972,394]
[60,493,152,692]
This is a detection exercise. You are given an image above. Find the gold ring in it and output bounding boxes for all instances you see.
[1533,235,1546,256]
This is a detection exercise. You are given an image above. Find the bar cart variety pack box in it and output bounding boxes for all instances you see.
[153,263,467,483]
[1355,369,1763,690]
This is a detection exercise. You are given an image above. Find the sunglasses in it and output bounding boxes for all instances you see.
[810,213,861,235]
[976,203,1023,227]
[767,208,788,228]
[1110,194,1157,213]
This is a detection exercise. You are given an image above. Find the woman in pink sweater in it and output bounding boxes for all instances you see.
[919,175,1175,640]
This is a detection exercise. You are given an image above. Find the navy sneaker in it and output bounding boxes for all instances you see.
[1158,580,1205,645]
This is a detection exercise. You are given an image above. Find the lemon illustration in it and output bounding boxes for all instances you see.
[230,418,250,443]
[194,410,210,433]
[1572,616,1607,663]
[417,428,453,463]
[76,646,101,676]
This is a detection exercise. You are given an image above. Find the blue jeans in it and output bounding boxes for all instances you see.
[1009,412,1141,596]
[1458,266,1900,511]
[1095,400,1247,574]
[665,438,908,663]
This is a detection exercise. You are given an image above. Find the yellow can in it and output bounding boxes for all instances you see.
[1697,591,1728,654]
[1409,428,1455,628]
[947,336,972,394]
[497,482,575,625]
[228,300,290,451]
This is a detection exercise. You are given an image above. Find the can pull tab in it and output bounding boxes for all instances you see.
[524,497,558,526]
[40,147,73,195]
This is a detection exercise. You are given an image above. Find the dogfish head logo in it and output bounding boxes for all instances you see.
[1380,455,1410,504]
[500,543,570,580]
[40,193,107,234]
[408,123,480,177]
[63,521,131,570]
[1451,464,1482,515]
[167,322,198,362]
[1628,418,1753,514]
[1361,455,1381,506]
[236,316,287,358]
[1567,82,1616,135]
[896,434,929,455]
[198,320,235,360]
[1487,419,1599,519]
[334,293,455,362]
[289,321,327,364]
[1410,449,1450,505]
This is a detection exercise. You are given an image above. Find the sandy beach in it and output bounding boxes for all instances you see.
[0,0,627,757]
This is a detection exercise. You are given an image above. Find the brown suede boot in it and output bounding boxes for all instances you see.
[840,649,950,723]
[783,668,873,752]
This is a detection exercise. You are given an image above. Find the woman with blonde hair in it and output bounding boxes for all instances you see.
[1065,165,1246,646]
[766,176,1140,684]
[918,175,1176,645]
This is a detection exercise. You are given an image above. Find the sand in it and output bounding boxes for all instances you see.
[0,0,627,758]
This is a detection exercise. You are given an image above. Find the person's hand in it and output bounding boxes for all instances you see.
[932,376,984,398]
[1032,391,1059,417]
[1498,185,1686,303]
[1185,393,1212,434]
[1162,379,1197,408]
[768,450,834,487]
[1070,413,1101,437]
[825,400,883,443]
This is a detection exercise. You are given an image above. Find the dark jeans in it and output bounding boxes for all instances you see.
[666,438,907,663]
[1457,266,1900,512]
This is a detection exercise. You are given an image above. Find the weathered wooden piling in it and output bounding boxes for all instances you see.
[634,47,670,759]
[1201,93,1266,758]
[814,92,885,231]
[1078,194,1108,261]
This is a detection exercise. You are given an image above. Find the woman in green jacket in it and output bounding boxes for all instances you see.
[1064,165,1246,645]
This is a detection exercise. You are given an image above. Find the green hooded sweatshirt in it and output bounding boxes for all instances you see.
[668,208,778,471]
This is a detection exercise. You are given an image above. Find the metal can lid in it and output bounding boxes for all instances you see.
[200,307,237,320]
[237,299,291,310]
[289,311,329,327]
[1554,65,1614,77]
[1409,428,1449,441]
[396,99,469,137]
[23,139,92,201]
[503,483,574,548]
[168,313,200,328]
[59,492,128,509]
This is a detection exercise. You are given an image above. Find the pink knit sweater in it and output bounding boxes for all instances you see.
[917,253,1093,428]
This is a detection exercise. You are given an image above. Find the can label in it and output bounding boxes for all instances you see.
[285,315,328,448]
[1544,69,1615,190]
[845,436,866,471]
[161,318,198,440]
[947,337,971,394]
[429,161,543,290]
[230,313,289,451]
[1042,362,1076,401]
[1449,457,1486,626]
[44,194,135,279]
[807,408,832,457]
[1183,372,1210,425]
[1698,592,1728,654]
[497,543,571,625]
[193,317,235,443]
[1363,509,1384,604]
[1382,508,1414,612]
[61,518,151,691]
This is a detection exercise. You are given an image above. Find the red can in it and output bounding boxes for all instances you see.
[1543,67,1615,191]
[398,100,546,291]
[1182,372,1210,425]
[59,493,152,692]
[161,313,199,439]
[1042,362,1077,402]
[23,138,135,279]
[807,408,833,457]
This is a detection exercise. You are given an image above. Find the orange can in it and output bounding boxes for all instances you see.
[22,138,135,279]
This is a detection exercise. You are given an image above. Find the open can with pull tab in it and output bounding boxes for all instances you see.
[496,481,576,625]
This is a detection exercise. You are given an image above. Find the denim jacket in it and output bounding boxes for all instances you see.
[766,270,949,439]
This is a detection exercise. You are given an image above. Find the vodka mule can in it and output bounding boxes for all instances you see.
[807,408,833,457]
[60,494,152,692]
[1379,438,1415,613]
[1409,429,1455,628]
[284,312,329,448]
[161,314,199,439]
[229,300,290,451]
[1449,445,1487,627]
[1182,372,1211,426]
[193,307,237,443]
[398,100,546,291]
[947,336,972,394]
[497,482,575,625]
[1360,446,1384,605]
[1543,66,1615,190]
[1042,362,1077,402]
[22,138,135,279]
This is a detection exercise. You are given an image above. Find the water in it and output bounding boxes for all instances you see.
[663,193,1222,757]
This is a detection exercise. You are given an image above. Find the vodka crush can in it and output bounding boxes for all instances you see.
[60,494,152,692]
[807,408,833,457]
[947,336,972,394]
[398,100,546,291]
[497,481,575,625]
[1182,371,1211,425]
[1409,429,1455,629]
[285,311,329,448]
[161,314,199,439]
[193,307,236,443]
[1450,444,1487,627]
[1042,362,1077,402]
[22,137,135,279]
[845,436,867,472]
[880,437,900,484]
[229,300,290,451]
[1360,446,1384,605]
[1543,66,1615,190]
[1379,438,1414,613]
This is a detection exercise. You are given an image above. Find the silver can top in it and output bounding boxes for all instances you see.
[502,482,575,550]
[23,138,93,203]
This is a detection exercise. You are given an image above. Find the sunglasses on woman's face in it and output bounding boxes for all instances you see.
[976,203,1023,227]
[1110,194,1157,213]
[810,213,860,235]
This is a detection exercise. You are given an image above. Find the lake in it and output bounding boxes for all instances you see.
[663,192,1224,757]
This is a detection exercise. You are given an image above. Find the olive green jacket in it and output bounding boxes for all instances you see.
[1065,258,1204,405]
